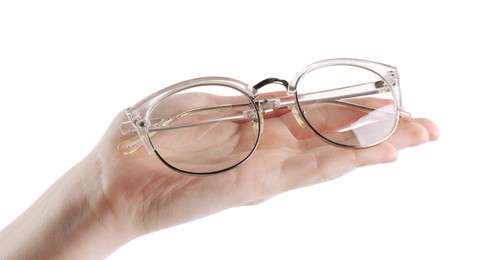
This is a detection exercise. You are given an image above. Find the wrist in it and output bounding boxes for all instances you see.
[0,152,136,259]
[60,152,137,258]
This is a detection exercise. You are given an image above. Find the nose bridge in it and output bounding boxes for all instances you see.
[252,78,289,91]
[252,77,291,111]
[251,77,307,129]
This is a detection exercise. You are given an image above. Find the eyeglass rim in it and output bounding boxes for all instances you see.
[288,58,402,148]
[148,83,263,175]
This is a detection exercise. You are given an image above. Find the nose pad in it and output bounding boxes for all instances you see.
[251,111,264,136]
[290,106,307,128]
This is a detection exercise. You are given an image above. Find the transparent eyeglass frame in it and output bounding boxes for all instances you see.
[118,58,412,175]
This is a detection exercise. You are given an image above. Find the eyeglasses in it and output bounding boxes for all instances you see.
[118,58,411,175]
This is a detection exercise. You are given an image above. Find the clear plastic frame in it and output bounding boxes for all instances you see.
[119,58,411,175]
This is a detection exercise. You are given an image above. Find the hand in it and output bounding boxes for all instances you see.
[94,92,439,236]
[0,91,439,259]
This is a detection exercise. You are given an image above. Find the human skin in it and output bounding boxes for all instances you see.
[0,94,439,259]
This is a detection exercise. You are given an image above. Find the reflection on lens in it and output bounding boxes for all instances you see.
[148,85,259,174]
[296,65,399,147]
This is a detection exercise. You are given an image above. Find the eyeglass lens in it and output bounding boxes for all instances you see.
[148,85,260,174]
[296,65,399,147]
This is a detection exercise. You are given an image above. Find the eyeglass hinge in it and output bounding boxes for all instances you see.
[385,70,399,86]
[127,111,148,128]
[135,119,149,128]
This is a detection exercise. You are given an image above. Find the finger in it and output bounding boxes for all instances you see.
[413,118,440,141]
[386,118,439,149]
[281,114,439,150]
[277,143,397,190]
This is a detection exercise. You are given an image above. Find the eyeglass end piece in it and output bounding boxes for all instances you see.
[120,121,138,135]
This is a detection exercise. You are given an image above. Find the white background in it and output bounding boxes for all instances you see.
[1,1,501,259]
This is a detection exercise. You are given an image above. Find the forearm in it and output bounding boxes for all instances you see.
[0,153,132,259]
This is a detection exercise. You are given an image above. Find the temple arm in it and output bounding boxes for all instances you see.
[118,80,410,154]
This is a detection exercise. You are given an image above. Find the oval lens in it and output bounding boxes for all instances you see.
[148,85,259,174]
[296,65,399,147]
